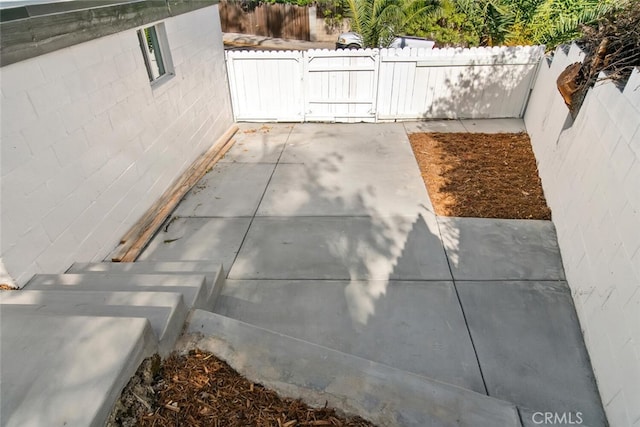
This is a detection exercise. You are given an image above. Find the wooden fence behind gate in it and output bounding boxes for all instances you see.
[219,1,310,41]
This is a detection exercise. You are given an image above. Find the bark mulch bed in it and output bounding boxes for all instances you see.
[409,132,551,220]
[108,349,377,427]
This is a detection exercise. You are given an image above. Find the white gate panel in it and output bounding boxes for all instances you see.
[226,50,304,121]
[377,46,545,120]
[225,46,545,122]
[304,49,379,123]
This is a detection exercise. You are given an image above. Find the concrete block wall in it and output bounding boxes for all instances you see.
[525,44,640,427]
[0,5,233,286]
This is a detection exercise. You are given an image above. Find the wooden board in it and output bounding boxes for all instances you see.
[110,125,239,263]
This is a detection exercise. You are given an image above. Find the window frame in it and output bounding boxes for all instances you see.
[137,22,174,87]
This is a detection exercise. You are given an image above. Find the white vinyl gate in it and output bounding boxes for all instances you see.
[304,49,379,122]
[225,50,304,122]
[226,46,545,122]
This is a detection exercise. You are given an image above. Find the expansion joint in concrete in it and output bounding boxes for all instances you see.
[435,216,490,396]
[227,125,294,275]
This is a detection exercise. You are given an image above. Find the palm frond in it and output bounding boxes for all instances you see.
[537,0,624,46]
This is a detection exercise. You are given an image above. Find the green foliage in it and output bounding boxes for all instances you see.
[345,0,441,47]
[510,0,628,48]
[410,0,624,49]
[402,0,515,46]
[234,0,631,50]
[319,0,348,31]
[404,0,477,45]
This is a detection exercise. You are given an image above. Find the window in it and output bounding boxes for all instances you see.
[137,23,174,84]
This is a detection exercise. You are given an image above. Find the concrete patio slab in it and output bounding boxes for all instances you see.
[215,279,484,392]
[459,119,526,133]
[456,280,606,427]
[438,217,565,280]
[228,214,452,281]
[128,121,600,425]
[403,120,467,134]
[0,313,156,427]
[183,310,520,427]
[138,217,251,269]
[280,123,416,165]
[219,123,291,163]
[174,163,275,217]
[257,162,433,217]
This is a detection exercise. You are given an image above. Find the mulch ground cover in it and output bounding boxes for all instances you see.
[408,132,551,220]
[108,349,377,427]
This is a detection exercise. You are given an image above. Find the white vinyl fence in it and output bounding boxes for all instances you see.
[226,46,545,122]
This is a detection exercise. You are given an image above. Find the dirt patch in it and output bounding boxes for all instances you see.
[409,132,551,220]
[0,284,18,290]
[108,349,377,427]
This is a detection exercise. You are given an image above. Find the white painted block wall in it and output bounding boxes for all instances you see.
[525,45,640,427]
[0,5,233,286]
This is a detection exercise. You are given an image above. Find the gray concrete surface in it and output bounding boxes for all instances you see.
[254,122,434,217]
[219,123,291,163]
[181,310,522,427]
[459,119,527,133]
[228,215,452,280]
[280,123,416,164]
[1,290,186,355]
[138,217,251,269]
[67,262,226,309]
[132,120,603,425]
[403,118,527,134]
[438,217,566,280]
[257,161,434,216]
[1,262,228,426]
[403,120,469,134]
[457,280,606,426]
[215,279,484,391]
[0,313,157,427]
[175,162,276,217]
[26,273,208,309]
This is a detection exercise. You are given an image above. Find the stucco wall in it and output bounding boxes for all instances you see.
[309,9,350,43]
[525,44,640,427]
[0,5,234,285]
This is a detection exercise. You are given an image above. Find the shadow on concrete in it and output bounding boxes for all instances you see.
[192,123,485,391]
[225,123,453,324]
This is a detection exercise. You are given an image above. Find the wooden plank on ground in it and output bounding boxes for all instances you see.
[110,125,239,263]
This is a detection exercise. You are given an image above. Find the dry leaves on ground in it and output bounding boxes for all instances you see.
[409,132,551,220]
[109,349,377,427]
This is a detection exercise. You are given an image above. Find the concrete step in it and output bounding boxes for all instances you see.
[26,272,209,310]
[182,310,522,427]
[1,311,157,427]
[214,279,486,392]
[1,290,186,355]
[66,262,225,309]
